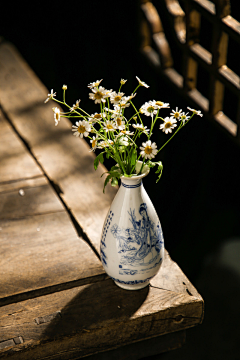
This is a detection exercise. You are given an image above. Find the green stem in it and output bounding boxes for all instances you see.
[130,101,144,127]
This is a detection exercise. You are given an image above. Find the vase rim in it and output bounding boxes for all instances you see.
[120,161,150,181]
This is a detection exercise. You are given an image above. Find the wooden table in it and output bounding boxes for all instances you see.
[0,41,204,360]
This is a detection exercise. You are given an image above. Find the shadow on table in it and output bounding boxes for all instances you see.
[42,278,149,357]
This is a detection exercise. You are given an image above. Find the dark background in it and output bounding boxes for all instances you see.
[1,1,240,358]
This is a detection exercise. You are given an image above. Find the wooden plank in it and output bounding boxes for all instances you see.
[0,42,117,252]
[0,211,104,302]
[0,177,64,220]
[0,110,42,183]
[0,253,203,359]
[82,331,186,359]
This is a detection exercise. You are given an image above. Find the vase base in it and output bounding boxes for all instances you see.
[114,280,150,290]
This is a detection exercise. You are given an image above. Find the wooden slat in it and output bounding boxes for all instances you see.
[0,253,203,360]
[0,177,63,220]
[0,211,104,302]
[0,42,117,252]
[0,110,42,183]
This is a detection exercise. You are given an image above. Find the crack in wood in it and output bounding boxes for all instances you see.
[0,273,108,308]
[0,209,66,222]
[0,174,43,186]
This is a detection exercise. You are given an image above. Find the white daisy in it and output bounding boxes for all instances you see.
[98,140,113,149]
[154,100,170,109]
[140,101,158,117]
[114,100,130,110]
[70,99,81,112]
[136,76,149,88]
[87,79,103,89]
[180,112,190,124]
[89,86,108,104]
[117,130,134,137]
[88,113,105,123]
[52,107,61,126]
[187,107,203,117]
[132,123,150,134]
[90,136,98,151]
[140,140,158,159]
[120,79,127,85]
[44,89,56,103]
[103,120,116,132]
[113,115,125,130]
[123,93,137,102]
[170,107,183,120]
[118,136,129,146]
[72,120,91,138]
[159,117,177,134]
[104,107,115,114]
[110,92,125,105]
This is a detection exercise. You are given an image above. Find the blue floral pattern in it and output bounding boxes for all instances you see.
[100,210,114,267]
[110,203,163,273]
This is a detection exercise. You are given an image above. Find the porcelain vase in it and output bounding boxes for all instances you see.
[100,162,164,290]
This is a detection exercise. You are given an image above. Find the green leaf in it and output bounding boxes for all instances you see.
[155,161,163,174]
[103,174,112,193]
[156,162,163,183]
[109,170,121,179]
[111,177,118,187]
[94,152,104,170]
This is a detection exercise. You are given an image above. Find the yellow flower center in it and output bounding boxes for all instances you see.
[78,125,86,133]
[145,146,152,155]
[115,96,122,101]
[95,91,103,99]
[55,112,60,120]
[147,106,154,113]
[165,122,172,128]
[174,112,179,118]
[156,101,164,106]
[93,113,102,119]
[182,115,186,119]
[92,139,96,148]
[116,118,122,126]
[107,124,113,129]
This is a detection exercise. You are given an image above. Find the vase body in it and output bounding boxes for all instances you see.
[100,168,164,290]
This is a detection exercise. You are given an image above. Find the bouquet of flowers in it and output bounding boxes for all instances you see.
[45,77,202,192]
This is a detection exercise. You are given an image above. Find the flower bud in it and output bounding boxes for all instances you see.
[62,85,67,90]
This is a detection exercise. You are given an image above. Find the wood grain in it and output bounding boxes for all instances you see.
[0,211,104,301]
[0,176,63,220]
[0,42,117,252]
[0,110,42,183]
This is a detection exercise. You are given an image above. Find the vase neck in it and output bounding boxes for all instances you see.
[121,177,143,187]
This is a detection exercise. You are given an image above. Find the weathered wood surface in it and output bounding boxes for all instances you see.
[0,98,105,304]
[0,211,105,303]
[0,111,42,183]
[0,176,63,220]
[0,42,117,252]
[0,253,203,360]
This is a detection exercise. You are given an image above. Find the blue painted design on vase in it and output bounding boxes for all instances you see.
[100,210,115,267]
[110,202,163,272]
[122,181,142,189]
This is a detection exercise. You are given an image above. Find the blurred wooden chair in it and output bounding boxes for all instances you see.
[139,0,240,142]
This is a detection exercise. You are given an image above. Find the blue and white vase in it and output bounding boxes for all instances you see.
[100,162,164,290]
